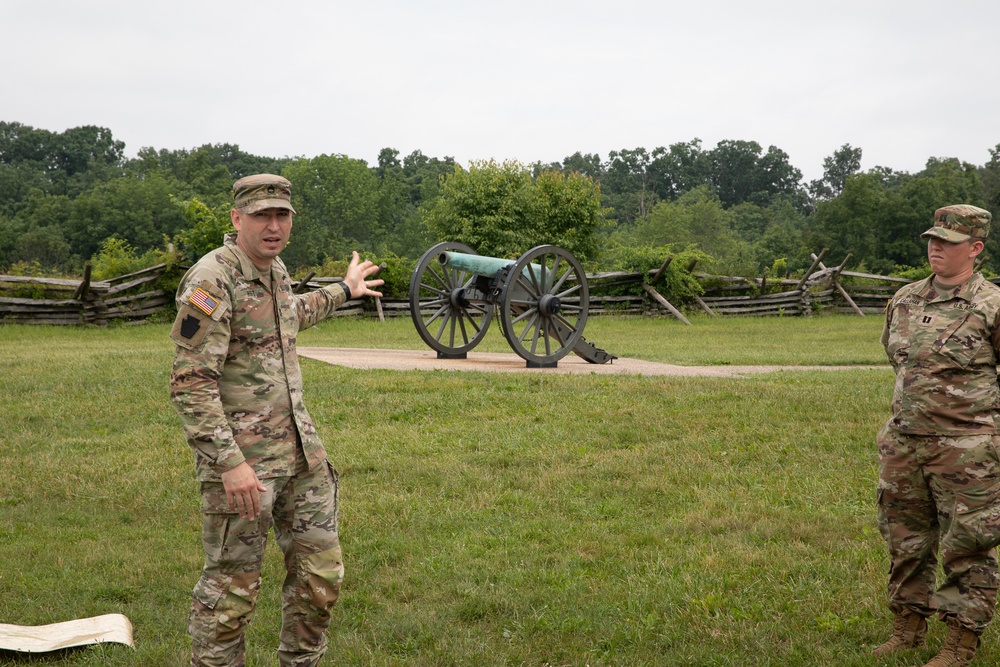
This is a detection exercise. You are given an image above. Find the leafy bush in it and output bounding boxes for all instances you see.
[600,242,711,302]
[890,264,932,282]
[173,197,233,262]
[425,161,606,262]
[5,260,49,278]
[91,238,148,280]
[296,251,415,300]
[359,251,415,300]
[90,237,183,294]
[2,261,51,299]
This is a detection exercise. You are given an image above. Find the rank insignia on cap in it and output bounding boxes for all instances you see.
[189,288,219,315]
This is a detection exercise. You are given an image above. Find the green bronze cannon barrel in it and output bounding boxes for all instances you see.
[437,251,511,277]
[437,251,542,279]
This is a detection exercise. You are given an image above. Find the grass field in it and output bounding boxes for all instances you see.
[0,314,976,666]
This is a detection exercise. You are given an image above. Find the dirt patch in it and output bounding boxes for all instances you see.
[297,347,886,378]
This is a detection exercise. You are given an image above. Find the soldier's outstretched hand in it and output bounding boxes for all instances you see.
[344,251,384,298]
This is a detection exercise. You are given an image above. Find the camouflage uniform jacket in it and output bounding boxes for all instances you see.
[170,233,350,481]
[881,272,1000,435]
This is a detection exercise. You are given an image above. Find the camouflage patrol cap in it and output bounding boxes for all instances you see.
[233,174,296,214]
[920,204,991,243]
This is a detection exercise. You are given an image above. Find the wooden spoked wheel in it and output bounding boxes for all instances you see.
[498,245,588,367]
[408,242,493,358]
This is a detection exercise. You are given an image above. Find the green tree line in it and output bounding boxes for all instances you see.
[2,121,999,292]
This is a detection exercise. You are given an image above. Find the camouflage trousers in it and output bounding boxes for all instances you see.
[877,424,1000,633]
[189,461,344,667]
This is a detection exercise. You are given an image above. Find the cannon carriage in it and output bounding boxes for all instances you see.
[408,242,616,368]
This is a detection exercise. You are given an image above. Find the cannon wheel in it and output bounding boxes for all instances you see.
[499,245,588,367]
[409,241,493,358]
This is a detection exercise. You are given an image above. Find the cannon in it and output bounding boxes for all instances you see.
[409,242,616,368]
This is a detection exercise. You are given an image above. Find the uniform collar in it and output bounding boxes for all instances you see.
[223,233,266,281]
[916,272,984,304]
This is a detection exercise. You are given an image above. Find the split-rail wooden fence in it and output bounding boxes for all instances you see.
[0,250,921,326]
[0,263,173,325]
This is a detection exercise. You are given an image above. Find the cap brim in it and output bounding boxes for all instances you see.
[241,199,296,215]
[921,226,970,243]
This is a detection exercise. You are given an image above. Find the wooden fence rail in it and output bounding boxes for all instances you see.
[0,250,928,325]
[0,263,171,325]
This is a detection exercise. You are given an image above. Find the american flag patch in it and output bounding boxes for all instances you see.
[189,288,218,315]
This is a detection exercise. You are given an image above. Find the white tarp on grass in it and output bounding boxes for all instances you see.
[0,614,133,652]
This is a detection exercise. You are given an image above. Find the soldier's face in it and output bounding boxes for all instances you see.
[232,207,293,270]
[927,237,982,280]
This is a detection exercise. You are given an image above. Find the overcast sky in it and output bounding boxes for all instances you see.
[4,0,998,182]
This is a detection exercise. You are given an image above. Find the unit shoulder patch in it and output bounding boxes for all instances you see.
[171,282,228,350]
[170,304,215,349]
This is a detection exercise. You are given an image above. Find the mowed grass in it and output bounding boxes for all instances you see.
[0,315,974,666]
[298,311,890,366]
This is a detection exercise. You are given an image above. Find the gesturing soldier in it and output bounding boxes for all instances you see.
[875,204,1000,667]
[170,174,383,667]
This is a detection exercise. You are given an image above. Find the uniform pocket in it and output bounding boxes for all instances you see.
[199,482,253,569]
[885,333,910,367]
[192,571,232,611]
[939,336,984,368]
[325,461,340,527]
[200,510,232,566]
[935,313,985,368]
[950,485,1000,553]
[875,486,892,546]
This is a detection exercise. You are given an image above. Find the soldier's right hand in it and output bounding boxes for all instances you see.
[221,462,267,521]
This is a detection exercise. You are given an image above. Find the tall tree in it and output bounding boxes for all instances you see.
[809,144,863,201]
[0,122,125,198]
[401,150,456,205]
[0,191,76,271]
[374,148,434,257]
[708,140,804,208]
[126,143,287,204]
[623,186,741,264]
[55,125,125,180]
[603,148,658,225]
[64,172,188,259]
[561,152,604,180]
[647,139,711,201]
[0,122,55,167]
[982,143,1000,223]
[531,169,607,261]
[425,161,605,261]
[281,154,382,268]
[425,161,535,258]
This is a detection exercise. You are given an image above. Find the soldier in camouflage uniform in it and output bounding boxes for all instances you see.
[169,174,384,667]
[875,204,1000,666]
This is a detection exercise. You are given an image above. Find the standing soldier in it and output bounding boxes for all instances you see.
[169,174,383,667]
[875,204,1000,667]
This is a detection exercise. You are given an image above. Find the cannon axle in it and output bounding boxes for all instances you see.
[538,294,561,316]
